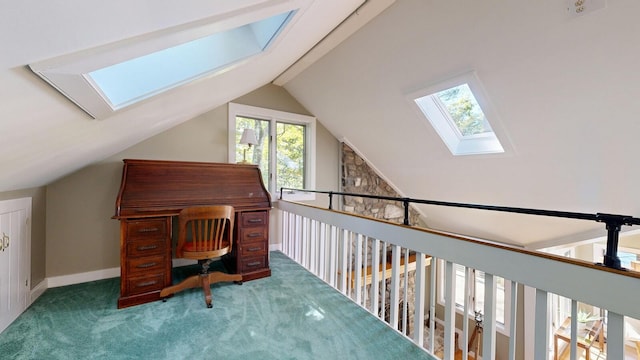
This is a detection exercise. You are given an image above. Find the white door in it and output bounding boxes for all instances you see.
[0,197,31,334]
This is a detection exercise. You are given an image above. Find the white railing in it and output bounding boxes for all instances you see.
[276,200,640,360]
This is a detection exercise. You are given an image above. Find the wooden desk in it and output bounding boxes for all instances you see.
[113,159,272,308]
[554,316,604,360]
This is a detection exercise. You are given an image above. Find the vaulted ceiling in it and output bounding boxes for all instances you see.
[3,0,640,250]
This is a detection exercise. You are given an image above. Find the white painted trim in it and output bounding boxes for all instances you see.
[270,243,282,252]
[47,267,121,288]
[29,279,48,304]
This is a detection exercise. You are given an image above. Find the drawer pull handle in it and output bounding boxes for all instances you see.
[137,245,158,251]
[136,280,158,287]
[247,261,261,267]
[247,219,263,224]
[247,247,261,252]
[138,227,159,233]
[247,232,262,238]
[137,262,157,268]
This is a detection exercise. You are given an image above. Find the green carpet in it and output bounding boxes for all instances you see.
[0,251,434,359]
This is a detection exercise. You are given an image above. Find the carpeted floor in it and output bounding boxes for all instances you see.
[0,251,434,359]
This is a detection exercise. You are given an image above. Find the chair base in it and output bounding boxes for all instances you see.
[160,271,243,308]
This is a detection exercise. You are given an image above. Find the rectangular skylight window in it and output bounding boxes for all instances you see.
[87,11,295,109]
[28,3,304,120]
[411,72,505,156]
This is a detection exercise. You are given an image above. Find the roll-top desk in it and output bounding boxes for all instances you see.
[113,159,272,308]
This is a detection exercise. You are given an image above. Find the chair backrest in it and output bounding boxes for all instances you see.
[176,205,235,259]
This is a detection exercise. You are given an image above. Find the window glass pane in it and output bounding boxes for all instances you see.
[433,84,492,137]
[87,11,295,109]
[276,122,305,190]
[236,116,270,186]
[454,264,467,308]
[474,271,505,324]
[618,251,639,268]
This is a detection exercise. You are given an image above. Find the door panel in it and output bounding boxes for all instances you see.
[0,198,31,334]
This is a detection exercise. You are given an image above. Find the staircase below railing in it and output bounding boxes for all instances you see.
[275,199,640,360]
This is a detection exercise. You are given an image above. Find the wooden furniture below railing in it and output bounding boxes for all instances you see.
[113,159,272,308]
[554,316,604,360]
[340,252,432,289]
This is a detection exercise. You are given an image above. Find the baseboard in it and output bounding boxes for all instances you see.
[30,279,47,304]
[270,243,281,252]
[47,267,121,288]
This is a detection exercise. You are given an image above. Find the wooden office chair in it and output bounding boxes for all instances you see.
[160,205,242,308]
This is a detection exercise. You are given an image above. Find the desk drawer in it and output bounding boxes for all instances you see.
[126,273,165,295]
[240,240,268,257]
[241,211,268,227]
[127,255,166,275]
[126,239,166,257]
[240,255,268,273]
[126,219,167,240]
[240,227,267,242]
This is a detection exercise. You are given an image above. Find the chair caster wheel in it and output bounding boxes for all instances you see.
[162,298,167,303]
[207,304,213,309]
[235,281,243,285]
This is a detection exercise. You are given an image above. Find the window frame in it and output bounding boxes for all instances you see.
[228,102,316,201]
[408,71,509,156]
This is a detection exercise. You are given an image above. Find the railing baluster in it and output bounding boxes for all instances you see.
[355,234,363,305]
[429,257,437,353]
[390,245,401,330]
[483,273,497,360]
[463,266,471,360]
[319,222,326,281]
[569,299,577,360]
[329,225,337,287]
[534,289,549,360]
[380,241,388,323]
[443,261,456,360]
[508,281,518,360]
[402,247,409,335]
[371,238,380,316]
[607,311,625,360]
[413,252,426,347]
[362,236,369,308]
[340,229,349,295]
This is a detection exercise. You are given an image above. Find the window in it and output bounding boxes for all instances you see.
[410,71,506,156]
[28,5,302,119]
[228,103,315,201]
[438,261,510,333]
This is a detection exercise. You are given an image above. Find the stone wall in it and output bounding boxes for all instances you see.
[341,143,421,225]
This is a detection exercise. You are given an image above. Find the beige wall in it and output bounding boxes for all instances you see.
[45,84,339,277]
[0,187,46,288]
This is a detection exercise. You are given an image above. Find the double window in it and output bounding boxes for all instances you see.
[228,103,315,201]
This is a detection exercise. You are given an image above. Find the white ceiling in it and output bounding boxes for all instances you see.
[3,0,640,250]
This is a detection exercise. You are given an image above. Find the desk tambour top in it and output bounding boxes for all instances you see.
[114,159,272,218]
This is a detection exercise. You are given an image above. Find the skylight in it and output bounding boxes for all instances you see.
[28,6,299,119]
[87,11,294,109]
[412,72,505,156]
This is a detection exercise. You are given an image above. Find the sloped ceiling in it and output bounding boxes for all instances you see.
[3,0,640,250]
[0,0,366,192]
[283,0,640,249]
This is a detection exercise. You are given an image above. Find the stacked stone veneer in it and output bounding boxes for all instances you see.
[341,142,422,336]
